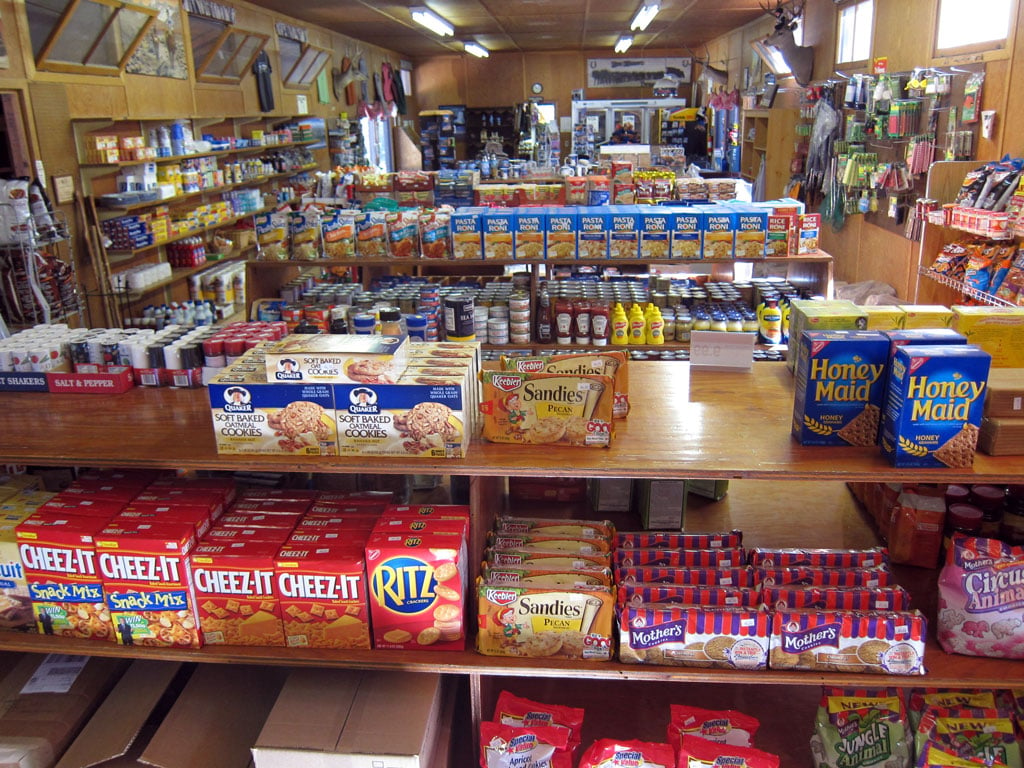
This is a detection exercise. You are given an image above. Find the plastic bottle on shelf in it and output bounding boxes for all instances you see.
[610,302,629,345]
[645,304,665,345]
[628,304,646,345]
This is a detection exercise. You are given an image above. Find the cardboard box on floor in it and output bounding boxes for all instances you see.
[55,660,287,768]
[0,653,128,768]
[252,669,448,768]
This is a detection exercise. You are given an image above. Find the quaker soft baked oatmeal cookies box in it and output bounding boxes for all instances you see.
[262,333,409,385]
[479,370,615,447]
[791,330,889,446]
[879,344,992,468]
[365,529,467,650]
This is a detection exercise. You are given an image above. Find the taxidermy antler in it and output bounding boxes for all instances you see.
[759,0,814,87]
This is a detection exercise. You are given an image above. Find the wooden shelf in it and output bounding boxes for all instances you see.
[79,139,318,169]
[0,362,1019,483]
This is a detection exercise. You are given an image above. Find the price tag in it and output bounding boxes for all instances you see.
[689,331,754,371]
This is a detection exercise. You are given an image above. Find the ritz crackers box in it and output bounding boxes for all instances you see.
[274,544,371,649]
[190,540,285,646]
[365,529,467,651]
[880,344,992,469]
[16,512,115,641]
[791,331,890,446]
[95,519,202,647]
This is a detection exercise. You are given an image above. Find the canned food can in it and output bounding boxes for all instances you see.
[444,294,476,341]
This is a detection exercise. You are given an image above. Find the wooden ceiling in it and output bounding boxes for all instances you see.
[245,0,774,59]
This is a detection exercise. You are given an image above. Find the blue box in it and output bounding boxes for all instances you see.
[577,209,610,259]
[450,208,482,260]
[791,330,890,446]
[609,207,638,259]
[546,207,577,260]
[669,208,703,260]
[638,207,671,259]
[514,210,545,260]
[734,206,768,259]
[482,209,515,260]
[702,206,736,259]
[879,344,992,468]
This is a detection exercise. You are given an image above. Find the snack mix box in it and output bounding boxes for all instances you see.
[16,512,115,641]
[791,330,890,446]
[879,344,992,469]
[365,525,467,651]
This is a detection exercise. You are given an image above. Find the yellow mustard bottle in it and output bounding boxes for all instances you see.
[611,302,629,345]
[628,304,646,345]
[646,304,665,345]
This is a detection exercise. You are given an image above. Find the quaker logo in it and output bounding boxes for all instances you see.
[348,387,379,413]
[274,358,303,381]
[486,587,518,605]
[223,387,253,412]
[490,374,524,392]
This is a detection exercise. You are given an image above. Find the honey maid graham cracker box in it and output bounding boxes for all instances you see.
[792,331,890,446]
[879,344,992,469]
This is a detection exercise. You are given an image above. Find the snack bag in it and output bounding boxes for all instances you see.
[677,735,779,768]
[492,691,584,755]
[321,209,357,259]
[255,210,289,260]
[667,704,760,748]
[914,706,1020,768]
[917,745,1004,767]
[289,211,321,260]
[386,209,419,258]
[907,689,1002,733]
[479,721,573,768]
[419,210,452,259]
[937,535,1024,658]
[577,739,676,768]
[355,211,388,257]
[810,688,911,768]
[963,245,996,292]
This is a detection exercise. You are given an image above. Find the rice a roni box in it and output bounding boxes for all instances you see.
[262,333,409,385]
[333,381,470,458]
[275,544,371,649]
[365,530,467,651]
[618,605,770,668]
[951,305,1024,367]
[791,330,890,446]
[190,540,284,646]
[208,368,337,456]
[879,345,992,469]
[476,582,614,660]
[479,370,615,447]
[16,512,114,640]
[94,519,202,648]
[768,609,927,674]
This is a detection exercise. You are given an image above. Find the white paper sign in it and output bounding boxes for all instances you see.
[21,654,86,694]
[690,331,755,371]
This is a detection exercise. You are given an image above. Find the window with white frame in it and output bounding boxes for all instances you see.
[936,0,1013,51]
[835,0,873,64]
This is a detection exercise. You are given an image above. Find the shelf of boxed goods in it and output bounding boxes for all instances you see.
[0,360,1021,702]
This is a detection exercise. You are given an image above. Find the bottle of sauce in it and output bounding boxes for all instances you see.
[591,300,610,346]
[536,288,553,344]
[646,305,665,345]
[758,298,783,344]
[554,296,573,345]
[610,303,629,345]
[628,304,646,345]
[572,298,591,345]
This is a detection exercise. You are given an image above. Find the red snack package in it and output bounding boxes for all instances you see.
[577,739,675,768]
[479,721,573,768]
[492,691,584,752]
[677,735,780,767]
[667,704,760,749]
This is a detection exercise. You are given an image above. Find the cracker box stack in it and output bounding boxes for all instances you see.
[791,330,890,446]
[950,305,1024,368]
[786,300,868,373]
[880,345,992,469]
[978,367,1024,455]
[477,517,616,660]
[613,531,768,669]
[365,504,470,651]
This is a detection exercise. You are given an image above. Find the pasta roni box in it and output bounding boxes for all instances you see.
[879,344,992,469]
[546,206,577,260]
[95,519,202,647]
[577,209,609,259]
[669,207,703,259]
[365,528,467,651]
[514,209,546,260]
[16,511,115,641]
[791,330,890,446]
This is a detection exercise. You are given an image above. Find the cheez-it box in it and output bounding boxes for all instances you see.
[190,540,284,646]
[95,519,202,648]
[365,530,467,651]
[16,511,115,641]
[275,545,370,649]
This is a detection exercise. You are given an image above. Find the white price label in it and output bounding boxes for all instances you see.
[690,330,754,371]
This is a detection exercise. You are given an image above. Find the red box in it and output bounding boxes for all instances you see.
[293,516,378,532]
[384,504,470,520]
[61,483,142,504]
[203,525,292,544]
[147,477,238,505]
[38,496,127,517]
[364,530,467,651]
[230,498,312,515]
[16,511,115,640]
[132,490,225,519]
[239,488,320,501]
[46,367,135,394]
[94,519,201,648]
[373,517,469,538]
[190,540,284,646]
[307,500,389,516]
[115,504,213,538]
[217,512,301,530]
[274,546,370,649]
[286,529,371,548]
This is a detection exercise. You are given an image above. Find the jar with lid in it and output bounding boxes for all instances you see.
[970,485,1006,539]
[378,307,406,336]
[1000,485,1024,545]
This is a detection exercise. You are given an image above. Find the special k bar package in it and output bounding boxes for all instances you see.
[190,540,284,646]
[479,370,615,447]
[16,511,115,640]
[275,545,371,649]
[365,529,467,650]
[95,519,202,647]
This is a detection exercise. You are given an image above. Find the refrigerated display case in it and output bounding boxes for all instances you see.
[570,99,687,158]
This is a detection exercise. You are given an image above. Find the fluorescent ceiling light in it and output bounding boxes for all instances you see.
[464,41,489,57]
[630,3,659,31]
[614,35,634,53]
[411,6,454,37]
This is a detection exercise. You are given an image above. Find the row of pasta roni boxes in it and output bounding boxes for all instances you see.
[208,337,480,458]
[449,203,819,261]
[476,517,925,674]
[10,470,472,651]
